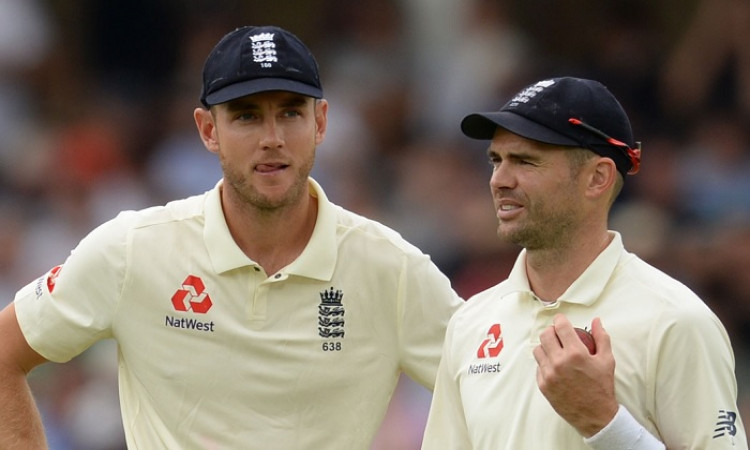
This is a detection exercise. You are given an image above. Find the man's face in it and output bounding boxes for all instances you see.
[197,91,327,211]
[486,129,587,250]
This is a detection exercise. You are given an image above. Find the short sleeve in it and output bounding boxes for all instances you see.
[14,215,130,362]
[396,252,463,389]
[421,312,472,449]
[651,305,747,449]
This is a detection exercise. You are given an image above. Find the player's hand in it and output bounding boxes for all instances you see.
[532,314,618,438]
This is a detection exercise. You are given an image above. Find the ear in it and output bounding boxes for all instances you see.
[314,99,328,146]
[584,157,617,200]
[194,107,220,154]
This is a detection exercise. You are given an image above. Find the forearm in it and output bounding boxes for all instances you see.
[0,368,47,450]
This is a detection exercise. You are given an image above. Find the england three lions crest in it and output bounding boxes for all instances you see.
[318,287,345,338]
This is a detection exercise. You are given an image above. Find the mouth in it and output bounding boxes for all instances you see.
[496,200,523,219]
[255,163,289,174]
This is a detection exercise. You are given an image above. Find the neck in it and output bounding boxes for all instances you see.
[525,229,612,302]
[221,185,318,276]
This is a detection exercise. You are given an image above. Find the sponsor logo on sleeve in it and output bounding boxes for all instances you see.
[35,265,63,298]
[713,409,738,443]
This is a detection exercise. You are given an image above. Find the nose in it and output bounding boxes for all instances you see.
[489,161,514,190]
[259,118,283,149]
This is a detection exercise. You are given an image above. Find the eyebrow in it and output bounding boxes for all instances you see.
[487,148,543,162]
[224,94,309,111]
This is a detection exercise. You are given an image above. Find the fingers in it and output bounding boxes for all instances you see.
[590,317,612,356]
[537,314,605,357]
[538,322,563,352]
[534,314,582,367]
[552,314,579,347]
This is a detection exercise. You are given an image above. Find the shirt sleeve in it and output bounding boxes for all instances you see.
[584,405,665,450]
[650,304,748,449]
[14,214,130,362]
[421,313,473,450]
[397,252,463,390]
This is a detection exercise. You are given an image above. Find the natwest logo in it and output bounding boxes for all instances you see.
[171,275,213,313]
[476,323,504,358]
[47,265,63,293]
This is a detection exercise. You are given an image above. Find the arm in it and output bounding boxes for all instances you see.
[0,303,49,449]
[651,308,747,449]
[533,314,665,449]
[398,254,463,389]
[0,217,128,449]
[421,316,472,450]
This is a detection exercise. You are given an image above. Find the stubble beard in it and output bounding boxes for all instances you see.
[497,197,576,251]
[221,154,315,213]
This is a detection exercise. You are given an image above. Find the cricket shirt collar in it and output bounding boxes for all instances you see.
[505,231,625,306]
[203,178,336,280]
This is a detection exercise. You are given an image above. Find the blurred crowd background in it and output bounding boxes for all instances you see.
[1,0,749,448]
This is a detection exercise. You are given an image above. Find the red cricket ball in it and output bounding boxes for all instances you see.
[575,327,597,354]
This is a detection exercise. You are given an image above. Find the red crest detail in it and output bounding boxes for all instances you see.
[477,323,504,358]
[171,275,213,313]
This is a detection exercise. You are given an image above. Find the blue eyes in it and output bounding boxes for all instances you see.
[236,110,302,121]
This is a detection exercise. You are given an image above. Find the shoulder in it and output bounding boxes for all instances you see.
[617,253,706,310]
[132,193,206,229]
[449,281,513,325]
[331,203,428,257]
[81,193,207,248]
[616,253,728,337]
[312,178,428,257]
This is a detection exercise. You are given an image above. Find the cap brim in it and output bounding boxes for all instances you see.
[204,78,323,106]
[461,111,579,147]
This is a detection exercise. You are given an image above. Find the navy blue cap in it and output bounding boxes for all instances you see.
[461,77,640,176]
[200,25,323,107]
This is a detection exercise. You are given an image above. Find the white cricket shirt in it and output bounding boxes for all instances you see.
[422,232,747,449]
[15,178,463,449]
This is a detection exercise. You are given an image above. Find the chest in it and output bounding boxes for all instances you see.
[112,261,403,400]
[452,299,654,444]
